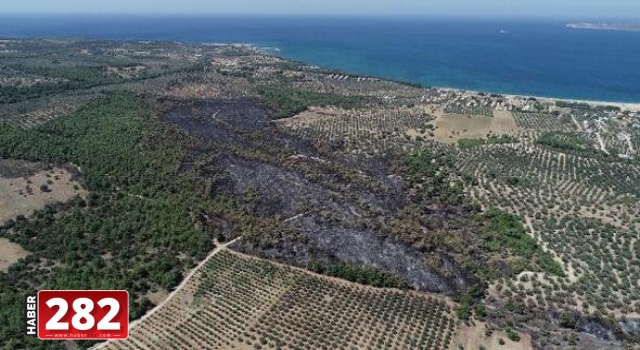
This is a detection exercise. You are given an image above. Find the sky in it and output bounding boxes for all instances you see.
[1,0,639,19]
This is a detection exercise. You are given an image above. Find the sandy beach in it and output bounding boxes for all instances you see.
[508,94,640,112]
[437,87,640,112]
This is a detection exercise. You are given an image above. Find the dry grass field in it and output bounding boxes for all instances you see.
[0,238,29,272]
[433,109,518,144]
[454,321,533,350]
[0,164,85,223]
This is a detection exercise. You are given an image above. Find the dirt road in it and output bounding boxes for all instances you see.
[92,237,241,350]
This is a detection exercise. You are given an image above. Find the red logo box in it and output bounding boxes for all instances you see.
[37,290,129,340]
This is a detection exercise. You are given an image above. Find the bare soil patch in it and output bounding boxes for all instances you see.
[434,109,518,144]
[0,166,85,223]
[274,106,342,128]
[0,238,29,272]
[452,321,533,350]
[146,289,170,306]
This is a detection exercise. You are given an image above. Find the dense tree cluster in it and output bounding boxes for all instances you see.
[0,93,216,348]
[537,132,591,153]
[258,86,368,119]
[398,151,464,205]
[482,208,564,277]
[307,261,411,289]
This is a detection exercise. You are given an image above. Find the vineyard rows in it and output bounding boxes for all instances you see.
[512,112,575,132]
[0,104,77,129]
[104,250,456,350]
[283,108,442,156]
[601,134,634,155]
[458,144,640,199]
[444,104,493,117]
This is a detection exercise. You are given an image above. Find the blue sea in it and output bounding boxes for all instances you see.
[1,15,639,103]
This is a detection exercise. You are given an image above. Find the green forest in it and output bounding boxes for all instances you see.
[0,93,218,349]
[258,86,368,119]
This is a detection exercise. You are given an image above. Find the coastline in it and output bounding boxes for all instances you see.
[252,47,640,112]
[2,17,639,106]
[530,97,640,112]
[438,87,640,112]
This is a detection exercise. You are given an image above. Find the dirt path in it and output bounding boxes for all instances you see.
[92,237,241,350]
[595,132,610,155]
[624,134,636,153]
[571,115,582,131]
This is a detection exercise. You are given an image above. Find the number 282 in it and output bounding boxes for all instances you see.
[45,298,121,331]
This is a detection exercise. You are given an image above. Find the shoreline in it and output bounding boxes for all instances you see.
[528,96,640,112]
[5,38,640,112]
[437,87,640,112]
[251,46,640,112]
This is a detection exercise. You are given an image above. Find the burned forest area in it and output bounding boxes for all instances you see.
[161,97,479,295]
[2,40,639,350]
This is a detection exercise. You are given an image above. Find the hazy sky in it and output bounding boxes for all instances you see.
[2,0,639,19]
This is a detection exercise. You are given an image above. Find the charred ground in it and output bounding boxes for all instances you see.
[160,98,480,295]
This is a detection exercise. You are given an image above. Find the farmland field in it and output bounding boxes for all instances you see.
[100,249,457,350]
[431,109,518,144]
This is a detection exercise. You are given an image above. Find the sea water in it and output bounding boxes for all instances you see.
[1,15,639,103]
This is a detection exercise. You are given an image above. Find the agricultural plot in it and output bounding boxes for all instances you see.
[444,103,493,117]
[103,250,456,350]
[161,82,224,100]
[433,109,518,144]
[0,90,97,130]
[536,131,599,154]
[0,76,65,88]
[632,134,640,153]
[316,74,423,100]
[460,142,640,198]
[279,106,437,155]
[512,112,576,132]
[0,104,78,129]
[530,218,640,314]
[600,134,630,155]
[457,141,640,317]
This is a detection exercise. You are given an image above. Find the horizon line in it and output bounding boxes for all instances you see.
[0,13,639,21]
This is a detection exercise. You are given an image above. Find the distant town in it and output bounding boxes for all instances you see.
[567,21,640,32]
